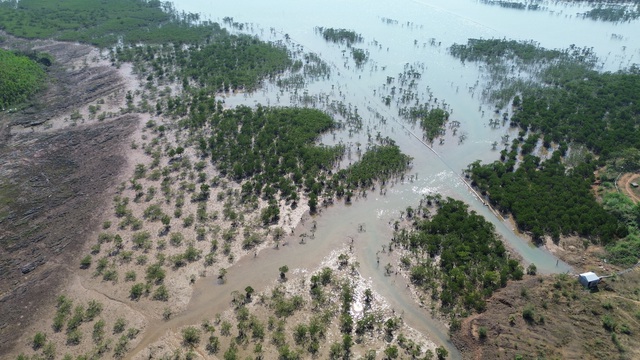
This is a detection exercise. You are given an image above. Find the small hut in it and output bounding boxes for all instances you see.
[578,272,600,288]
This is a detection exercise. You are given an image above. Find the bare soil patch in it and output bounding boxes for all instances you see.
[451,270,640,360]
[0,35,138,355]
[544,236,620,273]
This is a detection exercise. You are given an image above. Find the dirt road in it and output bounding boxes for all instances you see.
[618,173,640,203]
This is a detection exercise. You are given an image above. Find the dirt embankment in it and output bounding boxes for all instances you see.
[451,271,640,360]
[0,35,138,354]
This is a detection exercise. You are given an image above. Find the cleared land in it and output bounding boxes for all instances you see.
[452,270,640,360]
[0,33,139,354]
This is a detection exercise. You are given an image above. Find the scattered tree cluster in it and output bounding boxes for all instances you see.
[351,48,369,67]
[452,38,637,247]
[468,147,626,243]
[17,295,140,360]
[115,32,291,94]
[478,0,640,21]
[189,105,412,209]
[479,1,540,11]
[394,198,524,322]
[335,140,413,189]
[405,106,450,143]
[198,106,342,200]
[315,27,363,46]
[449,39,569,65]
[183,34,291,92]
[189,261,440,360]
[513,66,640,157]
[581,4,640,22]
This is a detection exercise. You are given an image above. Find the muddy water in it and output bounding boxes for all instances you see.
[190,0,639,269]
[131,0,640,357]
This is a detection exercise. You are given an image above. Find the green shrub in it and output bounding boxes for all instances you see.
[80,255,92,269]
[42,341,56,360]
[170,232,184,247]
[619,323,632,334]
[153,285,169,301]
[526,263,537,275]
[67,305,85,331]
[522,305,535,322]
[93,319,105,343]
[85,300,103,321]
[113,318,126,334]
[32,332,46,350]
[602,314,617,332]
[182,326,201,347]
[130,283,145,300]
[113,335,128,358]
[66,329,81,345]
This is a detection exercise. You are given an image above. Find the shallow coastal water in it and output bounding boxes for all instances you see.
[172,0,640,271]
[142,0,640,356]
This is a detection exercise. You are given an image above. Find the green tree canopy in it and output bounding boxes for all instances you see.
[0,49,46,109]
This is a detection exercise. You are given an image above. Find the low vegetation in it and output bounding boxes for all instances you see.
[0,49,47,109]
[597,149,640,265]
[0,0,217,47]
[16,296,140,360]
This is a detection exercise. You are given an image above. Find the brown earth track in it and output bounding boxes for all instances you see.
[0,35,138,355]
[618,173,640,204]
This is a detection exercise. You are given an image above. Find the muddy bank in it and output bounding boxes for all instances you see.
[0,35,138,354]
